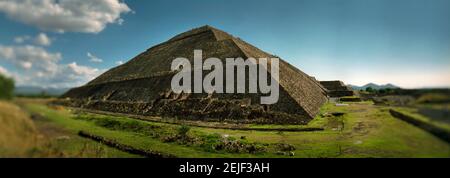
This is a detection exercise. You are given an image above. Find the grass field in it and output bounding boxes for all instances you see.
[0,99,139,158]
[5,98,448,158]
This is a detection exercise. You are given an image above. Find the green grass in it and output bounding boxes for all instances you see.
[416,93,450,104]
[20,100,450,158]
[392,107,450,132]
[24,104,269,157]
[26,136,140,158]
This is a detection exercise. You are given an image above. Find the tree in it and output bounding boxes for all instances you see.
[385,88,393,94]
[0,74,14,100]
[365,87,375,93]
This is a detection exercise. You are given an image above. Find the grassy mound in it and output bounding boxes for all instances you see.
[0,101,38,156]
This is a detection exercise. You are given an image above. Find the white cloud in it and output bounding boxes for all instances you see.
[0,65,11,77]
[0,0,131,33]
[10,63,105,88]
[46,62,105,88]
[14,35,30,43]
[0,45,60,71]
[34,33,51,46]
[115,60,124,65]
[68,62,100,77]
[87,52,103,63]
[0,44,105,88]
[19,61,33,69]
[14,33,52,46]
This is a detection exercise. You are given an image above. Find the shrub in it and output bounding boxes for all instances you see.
[177,125,191,138]
[0,74,14,100]
[199,133,266,154]
[275,143,296,152]
[365,87,375,93]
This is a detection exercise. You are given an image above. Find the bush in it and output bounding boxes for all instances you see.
[177,125,191,138]
[365,87,375,93]
[199,133,266,154]
[0,74,14,100]
[275,143,296,152]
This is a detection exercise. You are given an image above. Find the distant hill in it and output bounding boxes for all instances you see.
[349,83,400,91]
[15,86,69,96]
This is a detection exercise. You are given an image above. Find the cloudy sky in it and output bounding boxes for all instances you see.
[0,0,449,89]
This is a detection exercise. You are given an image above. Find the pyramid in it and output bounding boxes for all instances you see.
[59,25,327,124]
[320,81,354,97]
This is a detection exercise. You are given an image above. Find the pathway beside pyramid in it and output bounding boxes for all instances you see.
[57,26,328,124]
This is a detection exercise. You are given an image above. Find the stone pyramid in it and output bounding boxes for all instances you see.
[320,81,355,97]
[59,25,327,124]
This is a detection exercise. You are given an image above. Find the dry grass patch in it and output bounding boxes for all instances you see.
[0,101,39,157]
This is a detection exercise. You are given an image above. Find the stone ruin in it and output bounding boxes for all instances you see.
[319,80,355,98]
[57,25,328,124]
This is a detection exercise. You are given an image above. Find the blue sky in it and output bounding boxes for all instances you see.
[0,0,449,88]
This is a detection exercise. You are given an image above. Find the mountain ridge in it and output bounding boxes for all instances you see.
[349,83,400,90]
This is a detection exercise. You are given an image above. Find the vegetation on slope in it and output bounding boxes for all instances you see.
[1,99,139,158]
[0,101,38,156]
